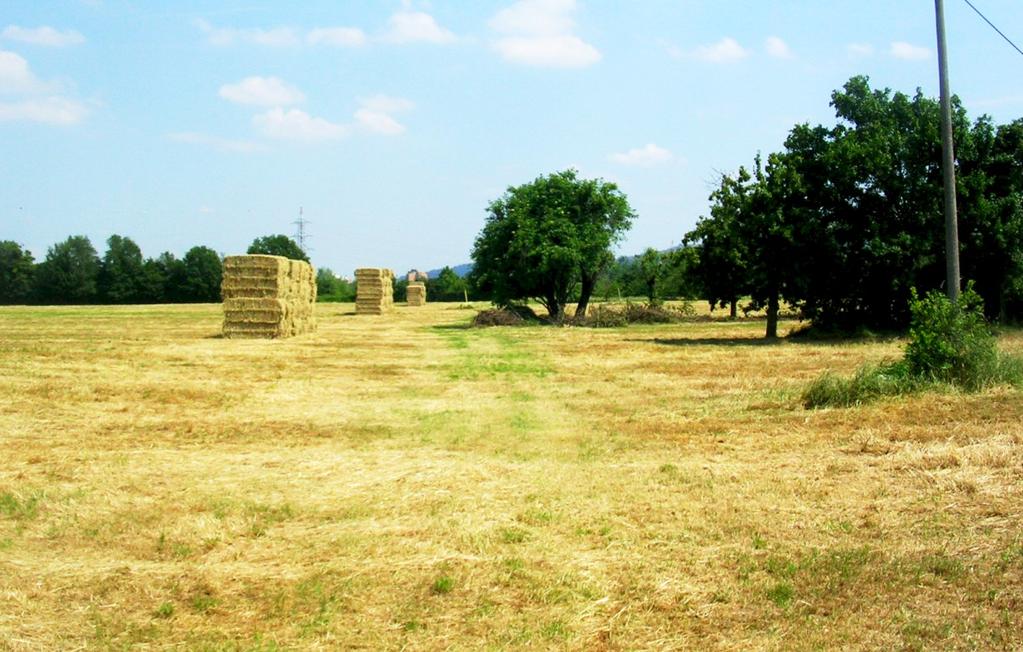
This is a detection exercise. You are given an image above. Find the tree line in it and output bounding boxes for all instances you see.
[468,76,1023,334]
[685,75,1023,336]
[0,233,316,305]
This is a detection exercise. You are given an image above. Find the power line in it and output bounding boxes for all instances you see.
[962,0,1023,58]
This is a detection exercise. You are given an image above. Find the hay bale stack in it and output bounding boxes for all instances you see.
[222,254,317,338]
[355,268,394,315]
[406,282,427,307]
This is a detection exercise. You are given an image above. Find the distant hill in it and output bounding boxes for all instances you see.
[424,263,473,279]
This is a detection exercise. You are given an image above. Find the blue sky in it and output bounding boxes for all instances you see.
[3,1,1022,276]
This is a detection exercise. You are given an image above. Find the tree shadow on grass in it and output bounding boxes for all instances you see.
[637,336,783,347]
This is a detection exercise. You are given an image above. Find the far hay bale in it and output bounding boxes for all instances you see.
[222,254,317,338]
[406,282,427,307]
[355,268,394,315]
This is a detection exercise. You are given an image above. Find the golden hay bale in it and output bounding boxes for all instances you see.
[355,268,395,315]
[222,255,317,338]
[406,282,427,307]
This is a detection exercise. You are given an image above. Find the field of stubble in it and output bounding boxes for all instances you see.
[1,302,1021,651]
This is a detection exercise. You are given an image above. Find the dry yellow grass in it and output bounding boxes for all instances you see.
[0,302,1021,650]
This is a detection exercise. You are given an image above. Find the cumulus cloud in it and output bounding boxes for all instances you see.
[691,37,749,63]
[0,96,87,125]
[354,108,405,135]
[609,143,673,167]
[2,25,85,47]
[197,19,299,47]
[168,131,267,153]
[765,36,792,59]
[252,108,347,142]
[890,41,931,61]
[382,10,455,44]
[307,27,367,47]
[219,76,305,107]
[489,0,601,68]
[847,42,874,58]
[0,50,56,94]
[352,95,413,135]
[0,50,86,124]
[490,0,576,35]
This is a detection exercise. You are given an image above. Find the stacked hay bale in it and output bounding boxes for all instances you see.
[406,282,427,307]
[222,254,317,338]
[355,268,394,315]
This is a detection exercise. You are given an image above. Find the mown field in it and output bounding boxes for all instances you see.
[1,302,1021,651]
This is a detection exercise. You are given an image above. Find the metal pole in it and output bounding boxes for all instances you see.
[935,0,961,301]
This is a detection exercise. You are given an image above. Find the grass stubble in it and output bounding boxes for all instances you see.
[0,303,1021,650]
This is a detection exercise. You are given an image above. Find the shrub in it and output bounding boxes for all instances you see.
[905,285,998,390]
[802,361,918,408]
[803,283,1023,408]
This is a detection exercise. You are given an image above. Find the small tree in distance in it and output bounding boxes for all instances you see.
[470,169,635,322]
[247,234,308,262]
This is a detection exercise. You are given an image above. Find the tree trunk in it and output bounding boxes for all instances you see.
[729,299,737,320]
[575,274,595,320]
[544,292,562,323]
[765,292,779,339]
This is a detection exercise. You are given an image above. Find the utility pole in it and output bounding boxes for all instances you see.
[293,206,311,256]
[935,0,961,301]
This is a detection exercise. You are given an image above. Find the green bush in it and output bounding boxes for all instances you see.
[802,361,918,408]
[803,283,1022,408]
[905,285,998,390]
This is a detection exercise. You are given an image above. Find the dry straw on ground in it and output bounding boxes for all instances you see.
[221,255,316,338]
[0,301,1021,650]
[355,268,394,315]
[406,282,427,307]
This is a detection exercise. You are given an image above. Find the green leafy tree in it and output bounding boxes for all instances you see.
[182,246,222,302]
[685,169,753,320]
[247,234,308,262]
[316,268,355,301]
[637,248,663,304]
[151,252,188,303]
[471,170,635,321]
[0,241,36,304]
[34,235,100,304]
[99,235,146,303]
[428,266,468,302]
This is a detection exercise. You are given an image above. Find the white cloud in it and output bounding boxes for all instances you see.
[493,35,599,68]
[354,108,405,135]
[352,95,413,135]
[198,206,215,214]
[489,0,576,36]
[609,143,673,167]
[0,96,87,125]
[307,27,366,47]
[765,36,792,59]
[197,19,299,47]
[847,42,874,58]
[357,94,414,114]
[168,131,267,153]
[382,10,455,44]
[219,76,305,107]
[691,37,749,63]
[890,41,931,61]
[2,25,85,47]
[489,0,600,68]
[0,50,55,94]
[252,108,347,142]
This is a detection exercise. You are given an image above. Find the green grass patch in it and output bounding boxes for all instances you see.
[0,489,42,520]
